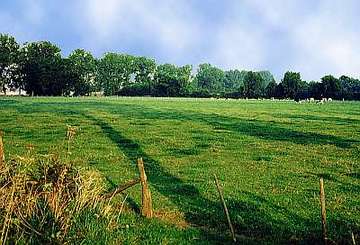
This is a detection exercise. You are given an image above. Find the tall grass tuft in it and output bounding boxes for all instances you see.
[0,153,117,244]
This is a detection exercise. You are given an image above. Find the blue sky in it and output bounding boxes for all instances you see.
[1,0,359,81]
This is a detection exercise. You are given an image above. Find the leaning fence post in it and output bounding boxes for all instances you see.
[214,174,236,242]
[319,178,327,245]
[137,158,153,218]
[0,131,4,164]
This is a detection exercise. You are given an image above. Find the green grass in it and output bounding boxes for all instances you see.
[0,96,359,244]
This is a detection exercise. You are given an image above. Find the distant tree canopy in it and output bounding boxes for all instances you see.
[153,64,192,97]
[243,71,265,98]
[0,34,20,93]
[68,49,97,96]
[19,41,66,96]
[195,63,225,96]
[1,33,359,100]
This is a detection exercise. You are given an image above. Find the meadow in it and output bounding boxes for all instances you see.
[0,97,359,244]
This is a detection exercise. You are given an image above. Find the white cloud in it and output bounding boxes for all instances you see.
[291,2,360,80]
[79,0,202,57]
[235,0,360,80]
[210,23,265,71]
[243,0,303,28]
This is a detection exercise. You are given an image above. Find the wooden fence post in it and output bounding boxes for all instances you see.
[0,131,4,164]
[319,178,327,245]
[214,174,236,242]
[103,178,141,199]
[137,158,153,218]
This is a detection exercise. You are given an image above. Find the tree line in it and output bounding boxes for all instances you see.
[1,34,359,100]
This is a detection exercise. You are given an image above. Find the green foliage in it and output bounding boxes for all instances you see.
[321,75,341,99]
[295,80,310,100]
[97,53,136,96]
[257,70,275,88]
[265,80,277,98]
[133,56,156,93]
[243,71,265,98]
[339,76,360,100]
[308,81,324,99]
[0,34,21,93]
[19,41,68,96]
[1,33,360,100]
[195,63,225,95]
[153,64,192,96]
[224,69,246,92]
[281,71,302,99]
[68,49,97,96]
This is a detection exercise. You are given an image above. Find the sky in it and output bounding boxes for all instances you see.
[0,0,360,81]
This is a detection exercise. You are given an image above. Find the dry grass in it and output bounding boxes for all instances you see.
[154,210,189,229]
[0,153,116,244]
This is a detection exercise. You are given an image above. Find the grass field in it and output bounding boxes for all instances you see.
[0,97,359,244]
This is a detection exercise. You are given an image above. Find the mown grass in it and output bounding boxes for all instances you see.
[0,96,359,244]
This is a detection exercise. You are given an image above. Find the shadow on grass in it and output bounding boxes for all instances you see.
[273,113,360,125]
[308,172,360,195]
[81,112,330,243]
[102,104,358,149]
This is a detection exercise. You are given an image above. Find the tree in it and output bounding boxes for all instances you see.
[224,70,246,92]
[68,49,97,96]
[195,64,225,96]
[19,41,68,96]
[97,53,136,95]
[308,81,324,99]
[321,75,340,99]
[152,64,192,96]
[339,75,360,100]
[295,80,309,100]
[257,71,275,88]
[265,80,277,98]
[281,71,302,99]
[243,71,265,98]
[131,56,156,95]
[0,34,21,93]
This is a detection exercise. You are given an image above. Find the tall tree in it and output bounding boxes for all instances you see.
[243,71,265,98]
[68,49,97,96]
[295,80,309,100]
[265,80,277,98]
[224,70,246,92]
[133,56,157,94]
[0,34,21,93]
[339,75,360,100]
[152,64,192,96]
[19,41,66,96]
[257,71,275,88]
[195,64,225,96]
[97,53,135,95]
[281,71,302,99]
[321,75,340,99]
[308,81,324,99]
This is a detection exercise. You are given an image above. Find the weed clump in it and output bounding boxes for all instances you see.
[0,154,114,244]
